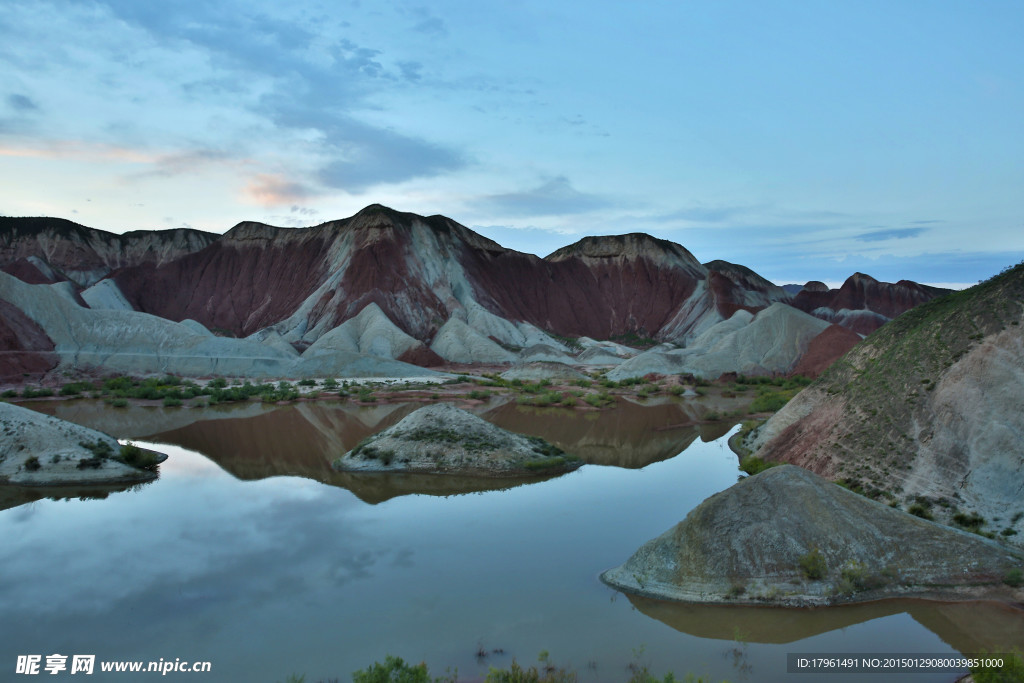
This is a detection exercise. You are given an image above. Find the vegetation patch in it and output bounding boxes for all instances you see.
[798,547,827,580]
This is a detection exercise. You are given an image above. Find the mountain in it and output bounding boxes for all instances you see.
[0,216,216,287]
[745,262,1024,538]
[791,272,949,335]
[0,205,949,378]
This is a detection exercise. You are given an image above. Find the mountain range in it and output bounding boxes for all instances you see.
[0,204,948,381]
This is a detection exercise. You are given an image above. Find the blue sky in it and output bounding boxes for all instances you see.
[1,1,1021,287]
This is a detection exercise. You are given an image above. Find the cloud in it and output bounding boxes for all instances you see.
[6,94,38,111]
[657,203,765,224]
[474,176,609,217]
[5,0,466,196]
[243,173,316,206]
[128,148,233,179]
[312,119,463,192]
[855,227,927,242]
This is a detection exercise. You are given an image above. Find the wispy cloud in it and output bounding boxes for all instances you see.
[473,176,609,217]
[243,174,316,206]
[855,227,927,242]
[6,94,38,111]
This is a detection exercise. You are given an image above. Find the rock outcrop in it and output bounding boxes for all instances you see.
[333,403,581,476]
[602,465,1023,606]
[0,401,165,485]
[607,303,829,379]
[746,262,1024,537]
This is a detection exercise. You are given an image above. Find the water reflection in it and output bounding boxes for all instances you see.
[0,480,154,513]
[625,594,1024,652]
[36,398,739,502]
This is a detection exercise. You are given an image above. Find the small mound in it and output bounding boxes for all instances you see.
[0,402,166,486]
[333,403,580,476]
[602,465,1022,606]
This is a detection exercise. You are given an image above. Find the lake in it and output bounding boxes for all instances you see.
[3,397,1022,682]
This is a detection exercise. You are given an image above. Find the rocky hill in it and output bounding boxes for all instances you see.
[745,262,1024,537]
[333,403,580,475]
[0,205,948,379]
[0,401,165,485]
[0,216,216,287]
[602,465,1023,606]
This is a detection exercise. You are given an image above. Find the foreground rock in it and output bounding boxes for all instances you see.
[333,403,580,476]
[602,465,1022,606]
[0,402,165,485]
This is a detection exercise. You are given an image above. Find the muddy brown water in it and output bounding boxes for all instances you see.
[3,398,1022,682]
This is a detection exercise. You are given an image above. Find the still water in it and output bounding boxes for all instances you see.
[3,398,1022,682]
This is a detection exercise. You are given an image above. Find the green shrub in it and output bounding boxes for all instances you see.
[353,655,432,683]
[162,396,183,407]
[110,397,129,408]
[117,443,160,469]
[739,455,778,476]
[907,502,933,520]
[1004,568,1023,587]
[60,381,94,396]
[24,456,41,471]
[77,456,104,469]
[1,389,17,398]
[799,547,827,580]
[953,511,986,531]
[297,378,316,387]
[79,440,113,458]
[970,649,1024,683]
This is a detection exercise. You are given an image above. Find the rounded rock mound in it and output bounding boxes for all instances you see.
[602,465,1023,606]
[332,403,580,476]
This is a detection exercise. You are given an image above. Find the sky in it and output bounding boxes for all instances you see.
[1,1,1022,288]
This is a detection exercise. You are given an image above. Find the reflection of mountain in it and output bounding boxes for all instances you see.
[483,399,729,468]
[0,480,154,513]
[626,593,1024,652]
[27,398,740,502]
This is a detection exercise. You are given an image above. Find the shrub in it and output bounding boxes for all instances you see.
[953,511,986,531]
[323,378,339,391]
[162,396,183,407]
[1004,568,1023,587]
[970,649,1024,683]
[739,455,778,476]
[297,378,316,387]
[110,398,129,408]
[117,443,160,469]
[799,547,827,580]
[77,456,104,469]
[79,440,113,458]
[1,389,16,398]
[24,456,41,471]
[907,502,933,520]
[352,655,432,683]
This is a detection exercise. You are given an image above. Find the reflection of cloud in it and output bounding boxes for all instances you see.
[855,227,927,242]
[474,176,609,217]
